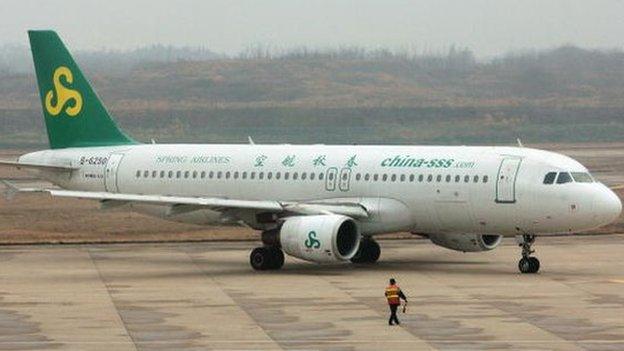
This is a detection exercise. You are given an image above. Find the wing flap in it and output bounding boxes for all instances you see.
[48,189,284,211]
[283,202,369,218]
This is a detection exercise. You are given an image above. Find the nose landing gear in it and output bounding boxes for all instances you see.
[517,234,540,274]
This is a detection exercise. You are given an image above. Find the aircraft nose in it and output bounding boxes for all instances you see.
[594,185,622,225]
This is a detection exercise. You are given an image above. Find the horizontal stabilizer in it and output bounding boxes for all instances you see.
[0,160,78,171]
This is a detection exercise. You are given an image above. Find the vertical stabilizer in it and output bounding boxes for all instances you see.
[28,30,136,149]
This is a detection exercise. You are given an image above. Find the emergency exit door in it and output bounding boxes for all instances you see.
[325,167,338,191]
[338,168,351,192]
[496,157,522,203]
[104,153,124,193]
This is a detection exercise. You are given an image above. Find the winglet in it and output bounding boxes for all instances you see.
[1,180,20,200]
[1,180,47,200]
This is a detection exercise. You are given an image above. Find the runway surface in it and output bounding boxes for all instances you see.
[0,235,623,350]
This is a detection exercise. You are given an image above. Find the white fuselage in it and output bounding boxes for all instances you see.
[20,144,622,237]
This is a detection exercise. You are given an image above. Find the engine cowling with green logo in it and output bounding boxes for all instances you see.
[427,233,503,252]
[279,215,361,263]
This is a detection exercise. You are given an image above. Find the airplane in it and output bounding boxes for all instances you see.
[1,30,621,274]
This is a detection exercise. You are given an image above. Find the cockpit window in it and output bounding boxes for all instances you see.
[543,172,557,184]
[571,172,594,183]
[556,172,573,184]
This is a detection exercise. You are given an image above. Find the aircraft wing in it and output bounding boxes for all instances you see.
[0,160,78,171]
[3,184,369,218]
[47,189,286,211]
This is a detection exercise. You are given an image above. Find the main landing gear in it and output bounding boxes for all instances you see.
[517,234,540,274]
[350,238,381,264]
[250,246,284,271]
[250,229,284,271]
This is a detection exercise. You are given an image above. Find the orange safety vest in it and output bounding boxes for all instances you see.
[385,284,401,305]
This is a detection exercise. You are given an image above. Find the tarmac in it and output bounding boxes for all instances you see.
[0,235,623,351]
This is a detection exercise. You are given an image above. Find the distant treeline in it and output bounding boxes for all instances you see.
[1,44,623,148]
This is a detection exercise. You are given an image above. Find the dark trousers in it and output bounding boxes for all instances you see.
[388,304,400,325]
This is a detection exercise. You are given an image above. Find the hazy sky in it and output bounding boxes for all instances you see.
[1,0,623,57]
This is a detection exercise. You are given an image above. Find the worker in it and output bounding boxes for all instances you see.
[385,278,407,325]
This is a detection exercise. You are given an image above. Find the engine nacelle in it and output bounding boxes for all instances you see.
[279,215,361,263]
[429,233,503,252]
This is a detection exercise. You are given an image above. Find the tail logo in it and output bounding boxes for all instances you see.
[45,66,83,117]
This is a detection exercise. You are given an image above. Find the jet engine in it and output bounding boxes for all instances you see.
[428,233,503,252]
[278,215,361,262]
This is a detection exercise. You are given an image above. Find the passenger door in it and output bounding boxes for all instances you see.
[496,157,522,203]
[104,153,124,193]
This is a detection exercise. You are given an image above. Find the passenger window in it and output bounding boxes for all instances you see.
[242,172,247,179]
[464,175,470,183]
[160,171,165,178]
[201,171,206,179]
[418,174,424,182]
[217,171,222,179]
[571,172,593,183]
[543,172,557,184]
[473,175,479,183]
[310,172,315,180]
[427,174,433,182]
[176,171,182,178]
[168,171,174,178]
[250,172,255,179]
[382,174,388,182]
[409,174,415,182]
[436,175,442,182]
[355,173,361,181]
[259,172,264,180]
[455,175,460,182]
[152,171,157,178]
[445,175,451,182]
[556,172,573,184]
[293,172,298,180]
[275,172,281,180]
[483,175,488,183]
[144,170,149,178]
[135,170,141,178]
[319,173,324,180]
[400,174,406,182]
[209,171,214,179]
[184,171,190,179]
[390,174,396,182]
[364,174,370,181]
[225,171,231,179]
[192,171,197,179]
[234,171,239,179]
[301,172,307,180]
[328,173,334,181]
[373,174,379,181]
[284,172,289,180]
[267,172,273,180]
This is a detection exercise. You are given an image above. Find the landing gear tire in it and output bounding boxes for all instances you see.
[517,234,540,274]
[518,257,540,274]
[250,247,284,271]
[351,238,381,264]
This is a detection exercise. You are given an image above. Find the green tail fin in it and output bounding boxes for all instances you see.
[28,30,136,149]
